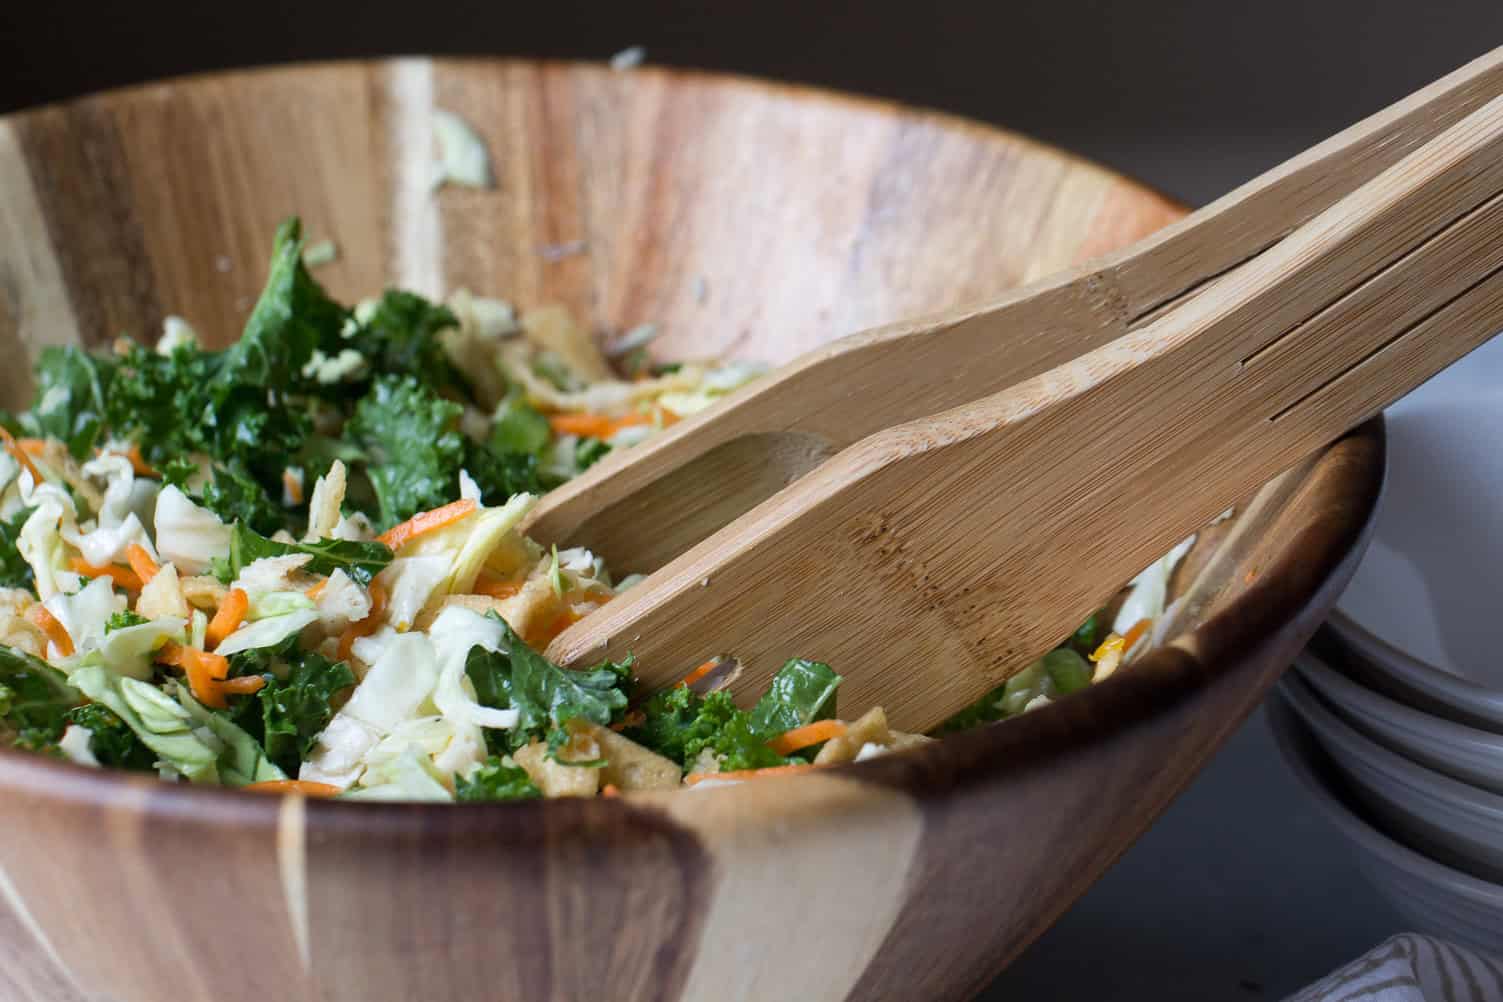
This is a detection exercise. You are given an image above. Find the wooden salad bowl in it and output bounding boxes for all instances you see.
[0,58,1383,1002]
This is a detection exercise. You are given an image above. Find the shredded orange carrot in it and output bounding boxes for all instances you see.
[27,606,74,657]
[15,438,47,456]
[1120,617,1153,652]
[304,579,328,601]
[472,573,521,600]
[767,719,848,756]
[68,557,143,591]
[678,658,721,689]
[127,444,158,477]
[219,675,267,696]
[206,588,249,649]
[156,642,228,677]
[124,544,160,585]
[157,642,264,706]
[281,468,304,505]
[243,780,341,797]
[684,763,816,786]
[376,499,477,552]
[337,581,388,662]
[0,428,41,485]
[546,410,654,440]
[156,643,233,709]
[549,407,678,438]
[122,444,158,477]
[91,443,158,477]
[185,662,232,708]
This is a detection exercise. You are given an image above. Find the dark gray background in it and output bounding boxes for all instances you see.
[5,2,1498,998]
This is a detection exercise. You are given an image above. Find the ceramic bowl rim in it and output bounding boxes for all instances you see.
[1323,610,1503,729]
[1267,686,1503,908]
[1294,651,1503,788]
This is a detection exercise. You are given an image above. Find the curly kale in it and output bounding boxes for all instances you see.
[257,652,357,775]
[66,703,155,771]
[464,616,632,754]
[455,756,543,802]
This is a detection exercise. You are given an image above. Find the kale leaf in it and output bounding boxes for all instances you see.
[461,439,544,505]
[464,645,511,716]
[348,373,549,527]
[625,686,787,773]
[213,522,392,586]
[257,651,356,774]
[104,340,221,467]
[218,217,345,390]
[203,465,285,537]
[746,659,841,738]
[347,375,468,529]
[0,507,34,590]
[625,659,838,773]
[104,220,344,512]
[158,457,197,490]
[464,616,631,751]
[455,755,542,802]
[0,644,82,748]
[488,389,552,456]
[627,686,736,768]
[198,384,312,491]
[65,703,155,770]
[103,330,309,508]
[704,711,790,772]
[12,218,560,543]
[345,290,464,395]
[223,632,302,682]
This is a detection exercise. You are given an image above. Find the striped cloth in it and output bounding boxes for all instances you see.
[1287,935,1503,1001]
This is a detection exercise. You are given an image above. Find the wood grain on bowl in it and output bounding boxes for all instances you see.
[0,57,1384,1002]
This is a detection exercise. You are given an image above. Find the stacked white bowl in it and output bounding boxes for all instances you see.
[1269,335,1503,956]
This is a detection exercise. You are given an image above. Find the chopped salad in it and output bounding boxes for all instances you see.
[0,219,1189,801]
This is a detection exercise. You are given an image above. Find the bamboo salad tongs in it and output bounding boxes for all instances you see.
[527,48,1503,731]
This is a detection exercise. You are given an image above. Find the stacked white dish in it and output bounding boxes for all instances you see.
[1269,334,1503,956]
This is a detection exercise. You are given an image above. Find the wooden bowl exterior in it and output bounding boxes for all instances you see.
[0,59,1383,1002]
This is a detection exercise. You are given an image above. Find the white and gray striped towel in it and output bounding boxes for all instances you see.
[1287,935,1503,1002]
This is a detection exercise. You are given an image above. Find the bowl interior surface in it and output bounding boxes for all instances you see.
[0,57,1389,1002]
[1278,672,1503,883]
[1266,690,1503,956]
[0,57,1184,385]
[1294,651,1503,794]
[1334,334,1503,686]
